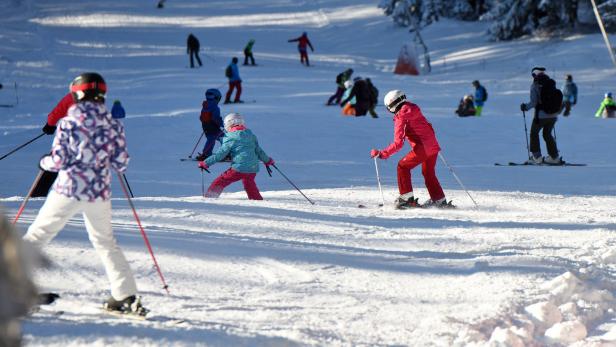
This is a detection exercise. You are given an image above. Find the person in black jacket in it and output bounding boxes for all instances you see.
[187,33,202,68]
[340,77,372,116]
[366,78,379,118]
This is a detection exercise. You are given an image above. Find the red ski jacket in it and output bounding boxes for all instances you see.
[289,35,314,51]
[379,102,440,159]
[47,93,75,126]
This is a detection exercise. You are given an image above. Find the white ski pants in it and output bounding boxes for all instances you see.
[24,191,137,300]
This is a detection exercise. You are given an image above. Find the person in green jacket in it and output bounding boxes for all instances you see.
[595,92,616,118]
[243,39,256,66]
[198,113,274,200]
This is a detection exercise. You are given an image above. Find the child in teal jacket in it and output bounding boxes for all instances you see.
[198,113,274,199]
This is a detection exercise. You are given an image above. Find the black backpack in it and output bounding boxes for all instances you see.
[225,65,232,78]
[335,73,343,84]
[481,86,488,102]
[537,76,563,114]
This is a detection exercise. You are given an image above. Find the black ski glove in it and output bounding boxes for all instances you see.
[520,103,528,112]
[42,123,56,135]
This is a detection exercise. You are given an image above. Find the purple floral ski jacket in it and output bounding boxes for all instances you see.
[40,101,129,201]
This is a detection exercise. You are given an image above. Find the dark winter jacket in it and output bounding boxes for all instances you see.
[336,69,353,88]
[187,34,200,53]
[523,74,559,119]
[200,96,222,134]
[341,79,371,109]
[456,98,475,117]
[366,78,378,105]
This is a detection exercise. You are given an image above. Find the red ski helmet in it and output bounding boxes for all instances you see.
[70,72,107,103]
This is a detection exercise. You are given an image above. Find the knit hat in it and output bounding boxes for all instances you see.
[531,67,546,76]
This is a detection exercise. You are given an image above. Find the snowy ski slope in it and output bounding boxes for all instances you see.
[1,0,616,345]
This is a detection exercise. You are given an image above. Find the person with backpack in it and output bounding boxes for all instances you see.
[595,92,616,118]
[562,74,577,116]
[224,57,243,104]
[520,67,563,164]
[243,39,256,66]
[196,89,223,161]
[327,68,353,105]
[366,78,379,118]
[472,80,487,116]
[341,77,372,117]
[288,32,314,66]
[23,72,147,316]
[370,90,452,209]
[186,33,202,68]
[198,113,274,200]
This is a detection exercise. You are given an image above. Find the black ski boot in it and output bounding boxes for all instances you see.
[395,197,421,209]
[195,152,207,161]
[103,295,148,317]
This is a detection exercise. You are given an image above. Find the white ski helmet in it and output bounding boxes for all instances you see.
[224,112,244,131]
[344,80,354,89]
[384,90,407,113]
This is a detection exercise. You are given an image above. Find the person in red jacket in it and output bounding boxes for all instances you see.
[43,92,74,135]
[288,32,314,66]
[370,90,451,209]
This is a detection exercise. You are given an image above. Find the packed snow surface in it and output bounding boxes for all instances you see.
[1,0,616,346]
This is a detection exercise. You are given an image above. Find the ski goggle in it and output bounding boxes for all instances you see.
[70,81,107,94]
[386,94,406,112]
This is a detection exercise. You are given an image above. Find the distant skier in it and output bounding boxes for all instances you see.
[198,113,274,200]
[472,80,487,116]
[111,100,126,119]
[186,33,203,68]
[561,74,577,116]
[366,78,379,118]
[341,80,356,116]
[224,57,243,104]
[595,92,616,118]
[23,73,147,316]
[288,32,314,66]
[520,67,563,164]
[327,68,353,105]
[455,95,476,117]
[370,90,451,209]
[195,88,223,161]
[243,39,256,66]
[341,77,372,117]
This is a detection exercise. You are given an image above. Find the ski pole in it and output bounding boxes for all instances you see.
[116,171,170,295]
[522,109,531,159]
[201,169,205,197]
[12,170,45,225]
[272,164,315,205]
[188,132,205,158]
[438,153,478,208]
[0,133,45,162]
[373,157,385,207]
[122,173,134,198]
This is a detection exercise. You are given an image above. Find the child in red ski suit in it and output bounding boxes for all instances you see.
[198,113,274,200]
[371,90,449,209]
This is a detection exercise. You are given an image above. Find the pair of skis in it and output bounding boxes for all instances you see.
[494,161,586,167]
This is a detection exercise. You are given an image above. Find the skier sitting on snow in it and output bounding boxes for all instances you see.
[595,92,616,118]
[341,77,373,117]
[455,95,476,117]
[23,72,147,316]
[198,113,274,200]
[370,90,452,209]
[341,80,356,116]
[195,88,223,161]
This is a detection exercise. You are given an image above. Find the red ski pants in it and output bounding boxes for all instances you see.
[206,168,263,200]
[225,81,242,102]
[299,50,309,65]
[397,151,445,201]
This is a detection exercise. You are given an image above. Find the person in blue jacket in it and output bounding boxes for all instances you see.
[111,100,125,119]
[224,57,243,104]
[562,74,578,116]
[472,80,487,116]
[196,89,223,161]
[198,113,274,200]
